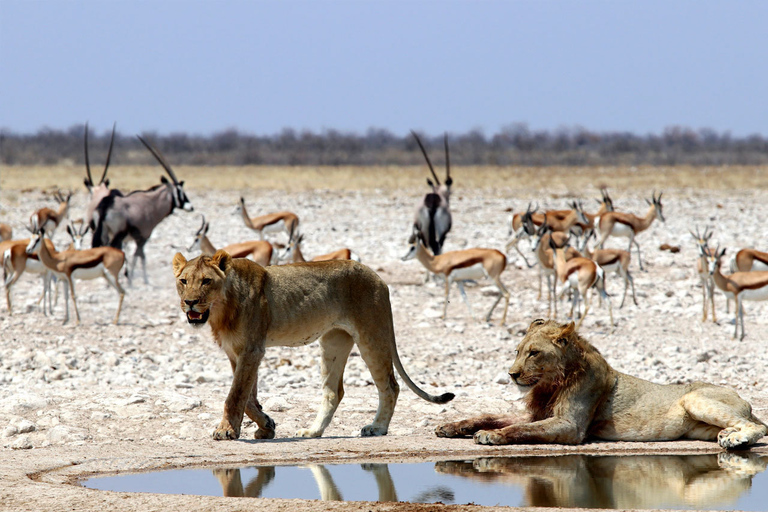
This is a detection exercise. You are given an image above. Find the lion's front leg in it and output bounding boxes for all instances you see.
[474,417,585,445]
[215,348,265,441]
[436,414,518,438]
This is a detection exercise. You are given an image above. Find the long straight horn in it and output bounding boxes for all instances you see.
[137,135,179,184]
[99,122,117,185]
[443,133,452,185]
[84,122,93,186]
[411,130,440,186]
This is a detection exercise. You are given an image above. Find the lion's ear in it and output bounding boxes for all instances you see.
[172,252,187,278]
[555,321,576,346]
[211,249,232,274]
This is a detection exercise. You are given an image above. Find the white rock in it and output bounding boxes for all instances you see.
[3,425,19,438]
[16,419,36,433]
[11,435,33,450]
[494,372,511,385]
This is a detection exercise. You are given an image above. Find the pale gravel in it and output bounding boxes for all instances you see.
[1,185,767,512]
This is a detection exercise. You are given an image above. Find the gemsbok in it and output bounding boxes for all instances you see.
[708,246,768,340]
[26,229,126,325]
[411,131,452,256]
[596,191,665,271]
[30,190,72,237]
[550,236,613,331]
[188,215,276,267]
[83,122,117,231]
[235,197,300,243]
[402,228,510,325]
[92,135,193,284]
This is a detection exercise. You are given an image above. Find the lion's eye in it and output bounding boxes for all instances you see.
[179,279,187,285]
[201,278,212,285]
[528,350,540,358]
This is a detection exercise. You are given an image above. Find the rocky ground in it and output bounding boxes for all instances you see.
[1,183,767,511]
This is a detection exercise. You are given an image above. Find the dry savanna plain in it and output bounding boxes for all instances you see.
[2,165,768,512]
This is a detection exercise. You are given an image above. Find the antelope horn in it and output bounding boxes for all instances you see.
[137,135,179,184]
[99,122,117,185]
[84,122,93,186]
[443,133,451,184]
[411,130,439,186]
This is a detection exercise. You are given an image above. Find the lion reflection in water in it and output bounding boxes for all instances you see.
[435,453,768,509]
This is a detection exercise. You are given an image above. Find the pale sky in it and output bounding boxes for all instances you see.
[2,0,767,137]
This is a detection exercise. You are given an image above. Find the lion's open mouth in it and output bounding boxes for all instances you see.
[186,309,210,324]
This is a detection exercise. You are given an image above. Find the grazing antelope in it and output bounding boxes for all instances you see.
[530,221,581,317]
[708,246,768,340]
[83,122,117,231]
[581,244,637,308]
[550,237,613,331]
[411,131,452,256]
[235,197,299,242]
[596,191,665,270]
[92,135,193,284]
[3,237,56,315]
[690,226,717,322]
[402,228,510,325]
[188,215,276,267]
[26,230,126,325]
[0,223,12,241]
[30,190,72,237]
[282,229,361,264]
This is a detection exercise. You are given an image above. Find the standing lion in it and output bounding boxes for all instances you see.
[437,319,766,449]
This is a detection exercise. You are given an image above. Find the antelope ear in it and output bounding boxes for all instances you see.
[160,176,169,184]
[211,249,232,274]
[172,252,187,278]
[104,179,110,187]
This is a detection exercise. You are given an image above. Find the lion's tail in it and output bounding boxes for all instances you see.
[392,343,454,404]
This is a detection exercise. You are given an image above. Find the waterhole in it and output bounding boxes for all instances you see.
[81,452,768,509]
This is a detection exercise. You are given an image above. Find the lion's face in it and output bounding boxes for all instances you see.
[508,319,576,391]
[172,251,230,327]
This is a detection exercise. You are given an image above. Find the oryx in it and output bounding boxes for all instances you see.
[411,131,452,256]
[83,122,118,232]
[92,135,193,284]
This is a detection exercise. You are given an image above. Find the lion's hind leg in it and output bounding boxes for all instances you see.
[682,387,767,449]
[435,414,518,438]
[297,329,354,438]
[355,332,400,437]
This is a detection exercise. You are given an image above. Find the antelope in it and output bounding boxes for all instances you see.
[708,246,768,340]
[83,122,117,231]
[26,229,126,325]
[282,230,361,264]
[550,236,613,331]
[505,203,538,267]
[530,221,581,317]
[0,223,12,241]
[65,221,89,251]
[188,215,276,267]
[30,190,72,237]
[236,197,299,242]
[571,188,615,251]
[581,244,637,308]
[92,135,193,284]
[411,131,452,256]
[402,228,510,325]
[690,226,717,322]
[596,191,665,270]
[3,236,56,315]
[730,247,768,273]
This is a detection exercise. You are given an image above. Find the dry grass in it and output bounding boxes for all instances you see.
[2,164,767,193]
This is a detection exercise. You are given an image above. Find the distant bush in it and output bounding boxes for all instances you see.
[2,124,767,166]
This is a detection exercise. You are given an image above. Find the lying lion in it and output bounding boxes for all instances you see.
[172,250,453,441]
[436,319,766,449]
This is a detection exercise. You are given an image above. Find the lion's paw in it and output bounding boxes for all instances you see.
[474,429,504,445]
[435,422,473,438]
[718,452,767,475]
[254,416,276,439]
[718,427,751,450]
[213,421,240,440]
[361,424,388,437]
[296,428,323,438]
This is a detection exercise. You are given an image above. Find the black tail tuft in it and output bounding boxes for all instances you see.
[436,392,455,404]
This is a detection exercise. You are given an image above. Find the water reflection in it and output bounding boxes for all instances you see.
[435,452,767,509]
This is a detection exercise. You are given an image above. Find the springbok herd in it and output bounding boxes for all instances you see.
[2,129,768,341]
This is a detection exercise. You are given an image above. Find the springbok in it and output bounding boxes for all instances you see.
[83,122,117,231]
[26,229,126,325]
[235,197,299,242]
[282,229,361,264]
[708,246,768,340]
[690,226,717,322]
[571,188,615,250]
[92,135,193,284]
[730,247,768,273]
[505,203,538,267]
[188,216,276,267]
[596,191,665,270]
[65,221,89,251]
[530,221,581,317]
[402,228,510,325]
[3,236,56,315]
[411,131,452,256]
[0,223,12,241]
[30,190,72,237]
[550,236,613,331]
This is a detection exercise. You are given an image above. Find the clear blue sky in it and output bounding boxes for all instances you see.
[2,0,767,137]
